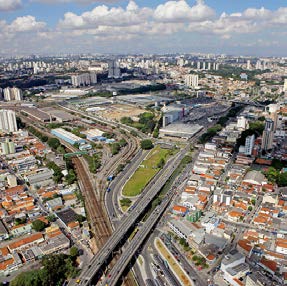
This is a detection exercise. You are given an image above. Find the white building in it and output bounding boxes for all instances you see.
[245,134,255,155]
[237,116,248,130]
[7,174,17,187]
[71,72,97,87]
[185,74,199,88]
[246,60,251,70]
[202,62,206,70]
[284,79,287,93]
[221,250,249,286]
[0,110,18,133]
[3,87,23,101]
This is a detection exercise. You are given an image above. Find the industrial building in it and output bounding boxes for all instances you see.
[159,123,203,139]
[21,107,52,123]
[81,128,104,141]
[25,168,54,188]
[161,103,191,127]
[51,128,86,145]
[41,108,74,123]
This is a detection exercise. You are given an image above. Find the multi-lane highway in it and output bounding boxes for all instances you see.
[73,148,187,286]
[102,188,176,286]
[105,149,149,220]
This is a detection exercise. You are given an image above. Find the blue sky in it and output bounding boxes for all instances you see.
[0,0,287,56]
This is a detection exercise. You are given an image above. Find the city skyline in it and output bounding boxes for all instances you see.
[0,0,287,56]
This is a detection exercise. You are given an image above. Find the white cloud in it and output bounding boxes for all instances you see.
[31,0,121,4]
[153,0,215,23]
[1,1,287,56]
[59,1,152,29]
[0,0,22,11]
[7,16,46,32]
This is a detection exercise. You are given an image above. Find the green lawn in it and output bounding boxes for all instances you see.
[122,146,174,197]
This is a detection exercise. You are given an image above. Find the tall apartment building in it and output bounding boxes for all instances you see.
[1,140,16,155]
[108,60,121,78]
[0,110,18,133]
[71,72,97,87]
[246,60,251,70]
[185,74,199,88]
[261,119,274,151]
[283,79,287,93]
[3,87,23,101]
[245,134,255,155]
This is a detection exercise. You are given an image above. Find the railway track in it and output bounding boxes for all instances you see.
[20,112,138,286]
[73,158,112,244]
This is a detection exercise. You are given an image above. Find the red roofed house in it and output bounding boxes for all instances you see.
[172,205,188,216]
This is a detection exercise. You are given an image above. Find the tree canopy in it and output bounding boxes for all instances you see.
[140,139,154,150]
[32,219,46,232]
[10,254,78,286]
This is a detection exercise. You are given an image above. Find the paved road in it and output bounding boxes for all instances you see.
[72,148,188,286]
[105,149,148,221]
[102,189,176,286]
[160,234,207,286]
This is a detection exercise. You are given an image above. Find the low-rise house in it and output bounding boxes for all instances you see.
[46,197,63,211]
[8,233,44,252]
[228,210,244,222]
[40,233,70,255]
[172,205,188,216]
[259,258,277,275]
[10,223,32,237]
[275,238,287,255]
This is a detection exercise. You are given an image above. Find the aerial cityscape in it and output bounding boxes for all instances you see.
[0,1,287,286]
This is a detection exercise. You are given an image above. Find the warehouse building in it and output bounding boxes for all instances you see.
[21,107,53,122]
[51,128,86,145]
[81,128,104,141]
[159,123,203,139]
[41,108,74,123]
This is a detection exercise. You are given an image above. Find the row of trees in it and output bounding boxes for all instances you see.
[27,126,48,143]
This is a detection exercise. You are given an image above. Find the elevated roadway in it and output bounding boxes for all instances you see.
[102,188,176,286]
[74,147,187,286]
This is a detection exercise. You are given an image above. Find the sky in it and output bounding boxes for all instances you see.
[0,0,287,56]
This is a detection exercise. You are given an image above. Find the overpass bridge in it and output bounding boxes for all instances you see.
[102,188,175,286]
[72,148,187,286]
[231,100,265,108]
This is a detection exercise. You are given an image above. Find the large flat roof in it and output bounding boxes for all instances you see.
[51,128,84,142]
[160,123,203,138]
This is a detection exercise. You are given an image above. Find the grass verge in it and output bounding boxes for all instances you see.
[122,146,175,197]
